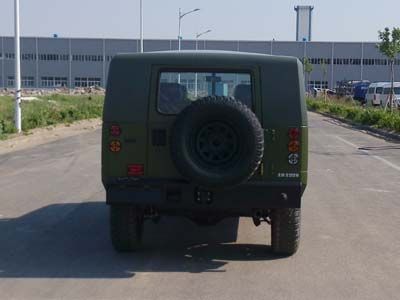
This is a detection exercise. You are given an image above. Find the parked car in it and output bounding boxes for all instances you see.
[380,82,400,107]
[353,81,370,104]
[365,82,386,107]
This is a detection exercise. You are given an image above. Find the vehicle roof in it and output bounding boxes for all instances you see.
[369,82,388,87]
[382,82,400,88]
[114,50,299,66]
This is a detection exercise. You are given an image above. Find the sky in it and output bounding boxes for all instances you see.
[0,0,399,42]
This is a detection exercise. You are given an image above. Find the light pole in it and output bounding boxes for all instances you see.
[178,8,200,51]
[195,29,211,98]
[177,8,199,84]
[140,0,143,53]
[195,29,211,50]
[14,0,21,133]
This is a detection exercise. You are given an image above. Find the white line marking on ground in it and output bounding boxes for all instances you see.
[335,136,359,149]
[335,135,400,172]
[363,188,393,193]
[371,155,400,172]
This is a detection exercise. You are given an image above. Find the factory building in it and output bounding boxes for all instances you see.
[0,36,399,91]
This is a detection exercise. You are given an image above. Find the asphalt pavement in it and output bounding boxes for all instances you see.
[0,112,399,300]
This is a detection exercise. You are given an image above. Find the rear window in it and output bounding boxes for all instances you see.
[157,71,252,114]
[376,87,383,94]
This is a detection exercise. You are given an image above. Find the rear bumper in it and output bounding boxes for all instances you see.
[105,180,303,216]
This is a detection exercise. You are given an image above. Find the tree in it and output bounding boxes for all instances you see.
[377,27,400,111]
[303,58,313,94]
[321,59,328,101]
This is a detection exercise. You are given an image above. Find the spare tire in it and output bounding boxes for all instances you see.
[170,96,264,188]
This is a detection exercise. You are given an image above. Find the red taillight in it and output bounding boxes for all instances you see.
[128,164,144,176]
[110,124,122,137]
[288,128,300,140]
[288,128,300,165]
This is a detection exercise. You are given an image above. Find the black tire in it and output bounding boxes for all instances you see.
[170,96,264,188]
[110,205,143,252]
[271,208,301,256]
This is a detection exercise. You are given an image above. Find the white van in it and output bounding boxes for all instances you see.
[380,82,400,107]
[365,82,386,106]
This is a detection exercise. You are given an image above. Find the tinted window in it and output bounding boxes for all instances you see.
[376,87,383,94]
[367,87,374,94]
[158,71,252,114]
[383,87,400,94]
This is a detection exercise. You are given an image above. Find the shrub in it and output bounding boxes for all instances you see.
[0,95,104,139]
[307,98,400,133]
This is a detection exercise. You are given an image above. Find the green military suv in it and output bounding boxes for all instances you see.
[102,51,308,256]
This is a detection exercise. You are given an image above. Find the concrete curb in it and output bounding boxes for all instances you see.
[310,111,400,142]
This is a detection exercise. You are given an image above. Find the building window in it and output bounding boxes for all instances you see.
[22,54,36,61]
[74,77,101,87]
[5,53,15,60]
[308,80,328,89]
[41,76,68,88]
[7,76,15,87]
[22,76,35,87]
[38,54,69,61]
[309,58,331,65]
[72,54,103,62]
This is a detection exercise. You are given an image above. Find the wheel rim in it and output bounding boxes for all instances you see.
[195,121,239,166]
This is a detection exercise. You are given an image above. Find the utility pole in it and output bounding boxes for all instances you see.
[178,8,200,51]
[140,0,143,53]
[177,8,200,84]
[14,0,21,133]
[195,30,211,98]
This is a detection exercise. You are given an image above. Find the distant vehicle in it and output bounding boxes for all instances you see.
[380,82,400,107]
[352,81,370,103]
[336,80,355,98]
[365,82,386,107]
[311,87,336,98]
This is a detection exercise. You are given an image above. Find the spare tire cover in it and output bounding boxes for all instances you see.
[170,96,264,188]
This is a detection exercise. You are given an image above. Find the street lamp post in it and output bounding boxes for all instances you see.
[177,8,199,84]
[195,29,211,98]
[178,8,200,51]
[140,0,143,53]
[195,29,211,50]
[14,0,21,133]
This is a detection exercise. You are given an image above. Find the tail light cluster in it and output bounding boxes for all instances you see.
[108,124,145,177]
[109,124,122,153]
[288,128,300,165]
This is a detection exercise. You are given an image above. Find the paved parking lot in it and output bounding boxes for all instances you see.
[0,112,399,300]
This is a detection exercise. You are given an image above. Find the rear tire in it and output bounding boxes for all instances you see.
[110,205,144,252]
[271,208,301,256]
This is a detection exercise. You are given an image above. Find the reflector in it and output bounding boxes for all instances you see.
[128,164,144,176]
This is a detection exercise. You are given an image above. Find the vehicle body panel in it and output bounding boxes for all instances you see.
[102,51,308,213]
[365,82,386,106]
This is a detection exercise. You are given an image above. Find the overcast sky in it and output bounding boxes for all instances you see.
[0,0,399,42]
